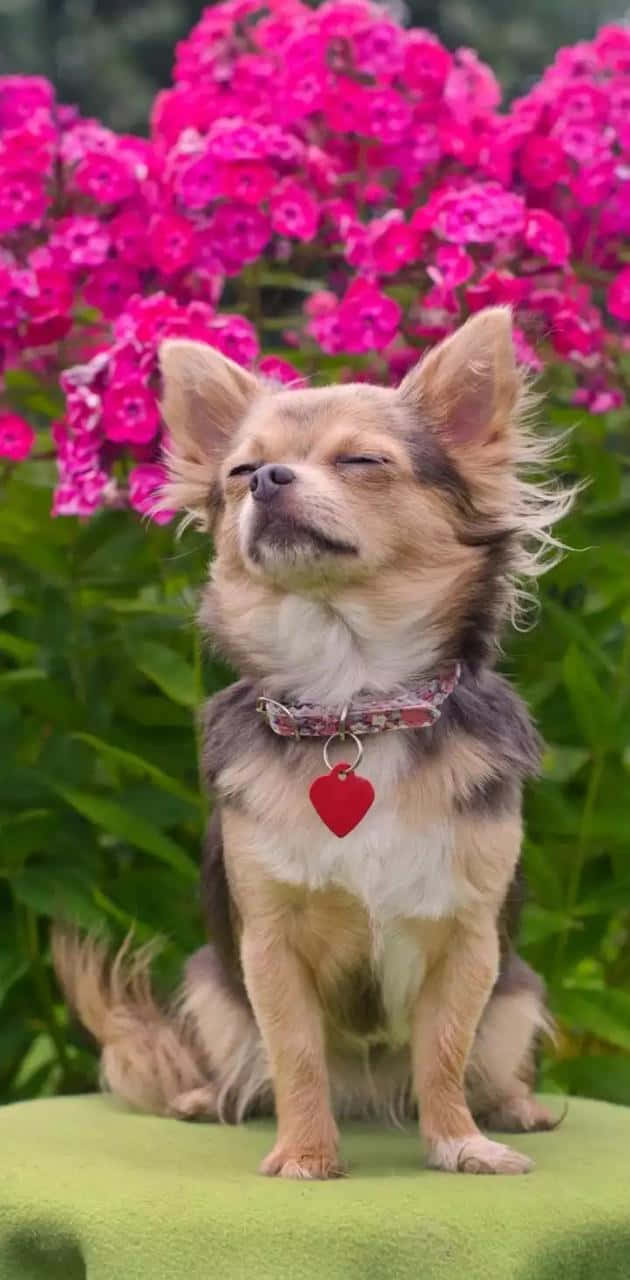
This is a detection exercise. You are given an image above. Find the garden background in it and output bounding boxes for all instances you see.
[0,0,629,1108]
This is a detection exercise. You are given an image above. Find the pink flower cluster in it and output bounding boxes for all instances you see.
[0,7,628,516]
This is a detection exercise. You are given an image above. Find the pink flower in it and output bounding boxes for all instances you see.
[337,279,401,353]
[552,305,603,357]
[270,180,319,241]
[352,20,404,79]
[556,81,609,124]
[520,136,567,189]
[258,355,305,386]
[305,290,344,354]
[608,268,630,322]
[102,379,160,444]
[74,152,137,204]
[571,161,616,208]
[362,88,413,145]
[52,468,109,517]
[403,32,452,95]
[63,384,102,435]
[551,121,609,166]
[51,217,111,269]
[109,211,153,268]
[84,263,141,319]
[324,78,365,133]
[524,209,571,266]
[208,315,259,366]
[128,463,173,523]
[0,20,626,519]
[512,327,543,372]
[431,182,525,244]
[371,216,420,275]
[466,269,526,312]
[0,76,53,129]
[0,412,35,461]
[206,118,269,162]
[0,114,56,176]
[445,49,501,119]
[201,203,271,274]
[149,213,195,276]
[0,170,47,232]
[175,151,221,209]
[594,24,630,73]
[116,293,183,347]
[220,161,275,205]
[430,245,475,288]
[23,266,74,345]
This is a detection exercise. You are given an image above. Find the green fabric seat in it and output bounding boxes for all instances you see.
[0,1094,629,1279]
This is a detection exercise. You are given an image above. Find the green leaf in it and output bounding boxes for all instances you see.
[0,575,11,616]
[562,645,617,748]
[0,810,59,870]
[0,667,46,687]
[575,879,630,917]
[134,641,198,707]
[0,948,27,1006]
[548,1054,630,1106]
[258,269,324,292]
[73,733,201,809]
[552,987,630,1052]
[541,745,590,783]
[520,905,575,946]
[12,1033,57,1092]
[0,631,39,662]
[11,866,103,929]
[544,599,616,676]
[107,598,187,616]
[117,693,192,728]
[49,783,197,879]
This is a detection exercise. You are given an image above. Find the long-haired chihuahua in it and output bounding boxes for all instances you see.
[54,307,573,1179]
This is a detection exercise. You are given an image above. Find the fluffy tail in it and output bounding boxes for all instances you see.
[52,927,205,1114]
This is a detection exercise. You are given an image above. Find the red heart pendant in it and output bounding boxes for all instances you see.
[309,762,375,838]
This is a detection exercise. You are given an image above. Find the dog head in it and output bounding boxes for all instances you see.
[159,309,571,692]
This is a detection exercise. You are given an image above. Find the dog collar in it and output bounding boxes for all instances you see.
[256,661,461,740]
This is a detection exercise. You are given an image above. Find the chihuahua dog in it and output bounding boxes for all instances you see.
[54,307,573,1179]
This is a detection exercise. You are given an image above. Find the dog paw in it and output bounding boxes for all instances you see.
[260,1144,345,1180]
[168,1084,218,1122]
[428,1134,533,1175]
[481,1096,562,1134]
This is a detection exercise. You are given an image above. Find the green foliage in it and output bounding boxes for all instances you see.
[1,395,629,1106]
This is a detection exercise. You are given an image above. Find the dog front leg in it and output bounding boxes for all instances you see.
[241,923,342,1180]
[412,912,533,1175]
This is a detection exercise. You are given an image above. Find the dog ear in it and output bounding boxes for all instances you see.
[158,339,261,526]
[398,308,522,454]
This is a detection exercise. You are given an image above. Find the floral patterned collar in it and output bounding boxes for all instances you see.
[256,661,461,739]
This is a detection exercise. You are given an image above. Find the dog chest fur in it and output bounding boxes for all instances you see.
[223,733,472,925]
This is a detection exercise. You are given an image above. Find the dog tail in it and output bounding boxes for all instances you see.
[51,926,205,1114]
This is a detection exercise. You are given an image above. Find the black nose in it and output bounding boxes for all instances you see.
[250,463,296,503]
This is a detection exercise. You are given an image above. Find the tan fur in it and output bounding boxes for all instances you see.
[53,310,573,1179]
[467,991,557,1132]
[52,928,205,1113]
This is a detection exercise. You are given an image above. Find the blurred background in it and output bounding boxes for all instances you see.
[2,0,629,132]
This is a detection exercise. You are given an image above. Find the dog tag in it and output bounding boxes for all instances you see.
[309,762,375,838]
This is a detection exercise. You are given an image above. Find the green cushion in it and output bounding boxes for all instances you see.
[0,1094,629,1280]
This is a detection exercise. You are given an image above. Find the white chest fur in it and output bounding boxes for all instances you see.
[240,735,467,925]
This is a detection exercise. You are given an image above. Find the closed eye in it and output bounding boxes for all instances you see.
[335,454,390,466]
[228,462,260,477]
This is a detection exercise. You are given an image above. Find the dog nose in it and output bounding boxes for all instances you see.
[250,464,296,503]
